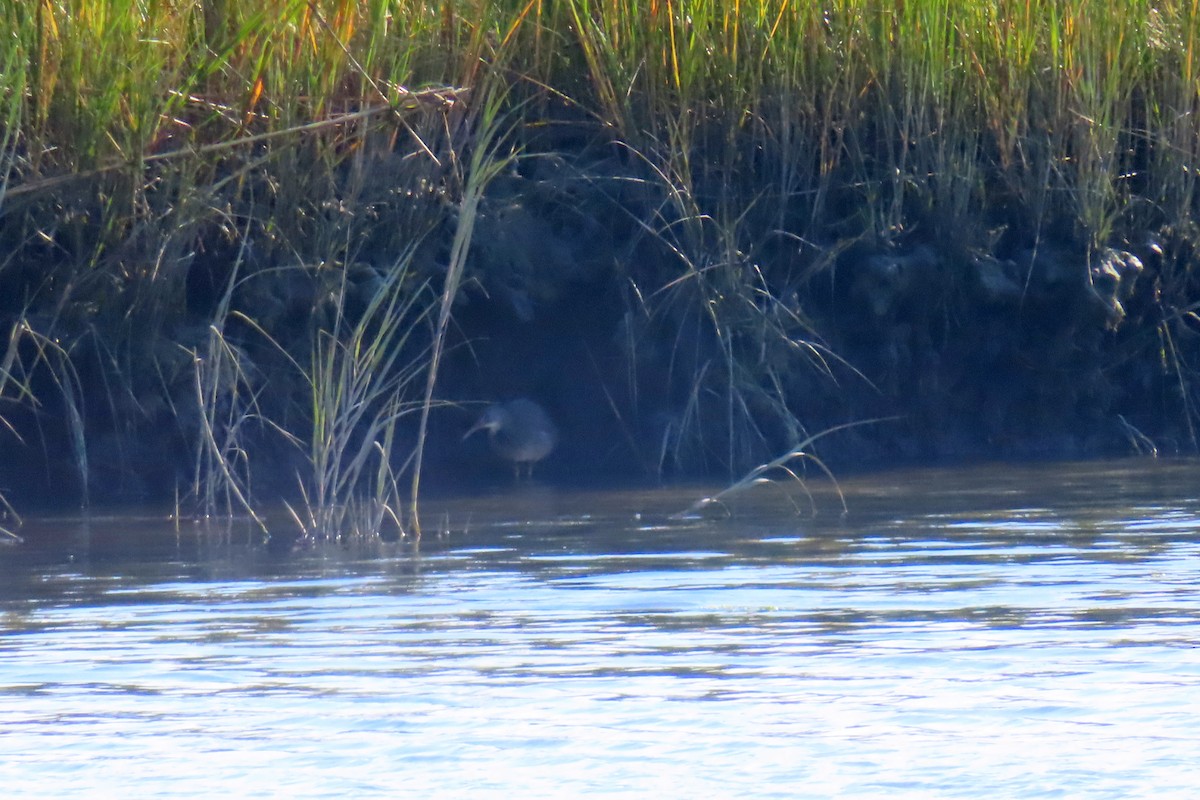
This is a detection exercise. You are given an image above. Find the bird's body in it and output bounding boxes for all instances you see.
[463,398,558,477]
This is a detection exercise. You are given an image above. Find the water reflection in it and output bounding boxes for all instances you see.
[2,459,1200,798]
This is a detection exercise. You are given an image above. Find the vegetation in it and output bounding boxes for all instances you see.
[1,1,1198,538]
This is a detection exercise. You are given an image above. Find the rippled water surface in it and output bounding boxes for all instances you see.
[3,459,1200,798]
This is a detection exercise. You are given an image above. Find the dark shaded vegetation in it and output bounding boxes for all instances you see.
[1,1,1199,538]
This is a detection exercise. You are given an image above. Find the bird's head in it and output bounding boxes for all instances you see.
[463,404,509,440]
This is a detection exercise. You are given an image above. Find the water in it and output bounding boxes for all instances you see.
[2,459,1200,798]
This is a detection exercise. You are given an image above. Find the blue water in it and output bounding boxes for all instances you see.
[2,459,1199,798]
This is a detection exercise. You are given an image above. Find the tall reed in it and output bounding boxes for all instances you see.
[409,74,518,536]
[294,253,432,539]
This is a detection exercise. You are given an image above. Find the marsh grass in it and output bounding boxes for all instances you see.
[292,253,433,539]
[189,219,270,532]
[561,0,1200,469]
[2,0,1199,516]
[0,321,31,536]
[671,417,900,521]
[408,70,519,537]
[0,317,92,507]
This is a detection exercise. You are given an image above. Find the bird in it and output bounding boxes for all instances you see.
[463,398,558,478]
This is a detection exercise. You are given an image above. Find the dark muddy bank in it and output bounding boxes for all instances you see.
[441,144,1193,483]
[0,126,1196,512]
